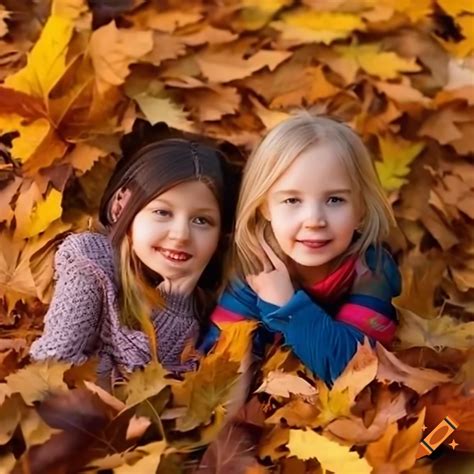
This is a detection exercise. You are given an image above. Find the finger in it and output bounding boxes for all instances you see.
[257,228,286,271]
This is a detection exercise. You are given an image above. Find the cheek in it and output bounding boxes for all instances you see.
[195,229,220,261]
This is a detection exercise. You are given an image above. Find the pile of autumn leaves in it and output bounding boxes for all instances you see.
[1,0,474,472]
[0,321,465,474]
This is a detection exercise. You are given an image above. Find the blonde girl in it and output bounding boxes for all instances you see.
[203,113,401,384]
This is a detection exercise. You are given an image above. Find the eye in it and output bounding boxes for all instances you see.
[193,216,212,226]
[327,196,346,205]
[153,209,171,217]
[283,197,300,205]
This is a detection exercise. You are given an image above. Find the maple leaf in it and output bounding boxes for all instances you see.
[173,352,240,431]
[4,13,75,99]
[287,429,372,473]
[313,381,352,427]
[266,397,321,428]
[0,6,8,38]
[0,394,21,445]
[271,9,365,46]
[396,307,474,351]
[5,361,70,405]
[375,135,425,192]
[124,363,170,407]
[331,338,378,405]
[113,441,166,473]
[256,370,317,398]
[234,0,293,31]
[335,44,421,80]
[20,408,60,448]
[375,343,451,394]
[89,21,153,95]
[196,46,291,83]
[365,409,425,472]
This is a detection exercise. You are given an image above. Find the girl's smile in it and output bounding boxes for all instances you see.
[131,180,221,282]
[263,141,362,283]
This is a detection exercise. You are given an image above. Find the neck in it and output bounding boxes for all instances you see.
[290,260,335,287]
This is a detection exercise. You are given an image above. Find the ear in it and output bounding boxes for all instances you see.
[109,187,132,223]
[258,201,271,221]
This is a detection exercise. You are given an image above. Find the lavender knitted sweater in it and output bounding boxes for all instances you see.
[30,232,200,379]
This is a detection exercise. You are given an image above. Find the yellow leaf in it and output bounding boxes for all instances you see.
[212,320,258,362]
[134,94,196,132]
[271,9,365,46]
[235,0,293,31]
[250,96,291,130]
[436,0,474,17]
[89,21,153,95]
[5,361,70,406]
[314,381,351,426]
[124,363,169,407]
[113,441,166,473]
[376,135,425,192]
[336,44,421,80]
[0,396,21,445]
[4,15,74,99]
[256,370,317,398]
[19,188,63,239]
[140,9,202,33]
[397,307,474,351]
[0,453,16,473]
[287,429,372,473]
[20,408,59,448]
[331,338,378,404]
[196,47,291,82]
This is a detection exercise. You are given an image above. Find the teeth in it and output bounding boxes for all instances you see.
[160,249,190,261]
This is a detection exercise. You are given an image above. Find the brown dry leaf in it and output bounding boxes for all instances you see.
[249,96,291,130]
[326,389,409,445]
[83,380,126,412]
[256,370,318,398]
[145,32,187,66]
[0,6,8,38]
[135,8,202,33]
[419,104,472,145]
[266,397,321,428]
[64,142,108,174]
[0,176,21,225]
[375,343,451,394]
[196,47,291,83]
[183,84,241,121]
[178,23,237,46]
[258,426,290,461]
[374,78,431,107]
[89,21,153,94]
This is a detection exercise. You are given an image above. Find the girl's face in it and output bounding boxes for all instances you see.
[263,142,362,283]
[131,180,221,282]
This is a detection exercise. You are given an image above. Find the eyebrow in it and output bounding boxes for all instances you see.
[150,198,218,214]
[272,188,352,196]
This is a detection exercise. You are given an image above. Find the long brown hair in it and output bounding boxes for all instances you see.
[99,125,240,355]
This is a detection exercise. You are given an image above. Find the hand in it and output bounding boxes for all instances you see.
[246,229,294,307]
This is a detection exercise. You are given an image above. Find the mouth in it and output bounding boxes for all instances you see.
[156,247,192,262]
[297,239,332,249]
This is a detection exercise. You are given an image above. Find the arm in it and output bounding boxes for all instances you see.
[259,291,365,385]
[29,250,103,364]
[199,280,274,355]
[334,247,401,345]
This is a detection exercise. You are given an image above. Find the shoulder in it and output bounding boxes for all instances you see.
[55,232,115,277]
[219,278,259,313]
[360,245,401,297]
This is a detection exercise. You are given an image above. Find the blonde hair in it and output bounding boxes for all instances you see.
[119,235,160,363]
[234,112,395,277]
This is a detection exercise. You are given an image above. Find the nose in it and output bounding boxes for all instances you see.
[303,203,327,228]
[168,216,191,241]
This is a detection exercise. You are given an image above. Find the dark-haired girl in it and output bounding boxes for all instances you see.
[30,134,239,387]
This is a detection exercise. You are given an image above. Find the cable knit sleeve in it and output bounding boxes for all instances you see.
[29,246,104,364]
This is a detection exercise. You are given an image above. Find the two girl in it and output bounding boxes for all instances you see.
[205,113,401,384]
[31,113,401,387]
[30,126,239,386]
